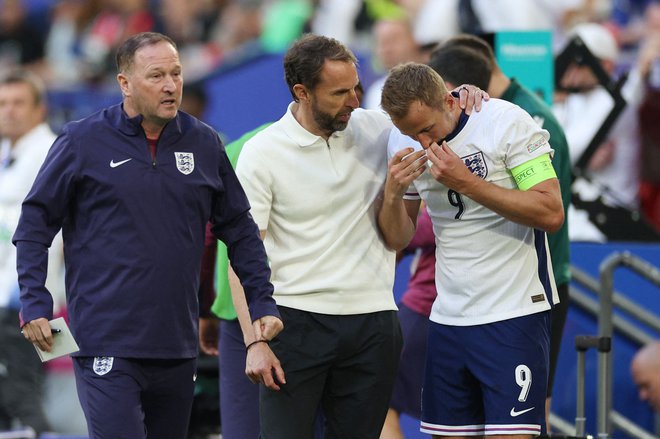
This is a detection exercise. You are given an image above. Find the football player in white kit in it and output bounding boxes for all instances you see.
[378,62,564,438]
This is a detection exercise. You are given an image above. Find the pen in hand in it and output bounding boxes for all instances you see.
[20,328,60,335]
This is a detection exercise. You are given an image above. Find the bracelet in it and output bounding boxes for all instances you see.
[245,339,268,352]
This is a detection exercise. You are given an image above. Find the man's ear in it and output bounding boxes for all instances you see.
[293,84,309,103]
[117,73,130,97]
[445,92,456,109]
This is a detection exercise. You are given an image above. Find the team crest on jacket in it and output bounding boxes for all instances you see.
[174,152,195,175]
[92,356,114,375]
[461,152,488,179]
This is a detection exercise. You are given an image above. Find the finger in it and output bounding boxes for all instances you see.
[33,331,51,352]
[474,91,483,112]
[200,342,219,356]
[426,149,440,167]
[273,363,286,385]
[392,147,415,163]
[406,153,428,174]
[440,141,456,157]
[262,368,281,391]
[465,88,475,116]
[24,322,49,352]
[458,86,468,113]
[392,148,414,162]
[41,325,55,346]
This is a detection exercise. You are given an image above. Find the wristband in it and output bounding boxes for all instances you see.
[245,339,268,352]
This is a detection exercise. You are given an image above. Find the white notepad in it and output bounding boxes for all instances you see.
[33,317,80,362]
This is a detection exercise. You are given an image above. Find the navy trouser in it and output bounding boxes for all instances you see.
[219,319,260,439]
[73,357,196,439]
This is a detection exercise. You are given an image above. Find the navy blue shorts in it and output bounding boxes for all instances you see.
[389,303,429,419]
[421,311,550,437]
[73,356,196,438]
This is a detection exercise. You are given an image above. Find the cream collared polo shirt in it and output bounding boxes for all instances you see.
[236,103,397,315]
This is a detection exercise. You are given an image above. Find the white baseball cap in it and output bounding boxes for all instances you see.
[567,22,619,61]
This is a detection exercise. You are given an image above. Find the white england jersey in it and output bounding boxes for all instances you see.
[388,99,558,326]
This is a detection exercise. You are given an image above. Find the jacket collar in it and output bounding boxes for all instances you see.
[111,103,183,138]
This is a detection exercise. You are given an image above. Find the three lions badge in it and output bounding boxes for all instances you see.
[93,356,114,375]
[174,152,194,175]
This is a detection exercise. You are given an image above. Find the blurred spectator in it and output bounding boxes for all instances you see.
[0,69,60,436]
[210,0,264,55]
[260,0,313,53]
[394,0,460,48]
[630,341,660,413]
[309,0,364,45]
[553,22,643,241]
[153,0,222,82]
[0,0,47,76]
[44,0,103,87]
[154,0,215,46]
[607,0,657,52]
[469,0,610,52]
[79,0,156,83]
[363,15,430,110]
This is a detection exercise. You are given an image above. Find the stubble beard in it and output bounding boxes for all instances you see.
[311,103,349,136]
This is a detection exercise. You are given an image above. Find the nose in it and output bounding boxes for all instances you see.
[347,89,359,109]
[163,75,177,93]
[418,133,434,149]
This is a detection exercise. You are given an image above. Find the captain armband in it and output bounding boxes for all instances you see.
[511,154,557,191]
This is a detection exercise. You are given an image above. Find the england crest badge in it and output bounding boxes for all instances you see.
[93,356,114,375]
[461,151,488,179]
[174,152,195,175]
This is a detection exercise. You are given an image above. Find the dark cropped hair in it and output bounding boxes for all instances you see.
[0,69,46,106]
[440,34,496,68]
[428,45,492,91]
[283,34,357,102]
[116,32,178,74]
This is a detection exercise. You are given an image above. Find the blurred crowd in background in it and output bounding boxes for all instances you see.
[1,0,660,437]
[0,0,656,88]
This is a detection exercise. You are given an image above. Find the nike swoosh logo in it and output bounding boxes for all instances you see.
[110,158,132,168]
[510,407,535,417]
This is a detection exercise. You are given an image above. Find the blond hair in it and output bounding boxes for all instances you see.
[380,62,448,120]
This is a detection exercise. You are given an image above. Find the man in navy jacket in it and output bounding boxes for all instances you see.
[14,32,281,438]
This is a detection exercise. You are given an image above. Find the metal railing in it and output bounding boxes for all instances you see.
[552,252,660,438]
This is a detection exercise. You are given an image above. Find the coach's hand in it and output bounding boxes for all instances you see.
[246,340,285,391]
[253,315,284,341]
[22,317,55,352]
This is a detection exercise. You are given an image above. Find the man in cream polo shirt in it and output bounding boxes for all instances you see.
[235,34,401,439]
